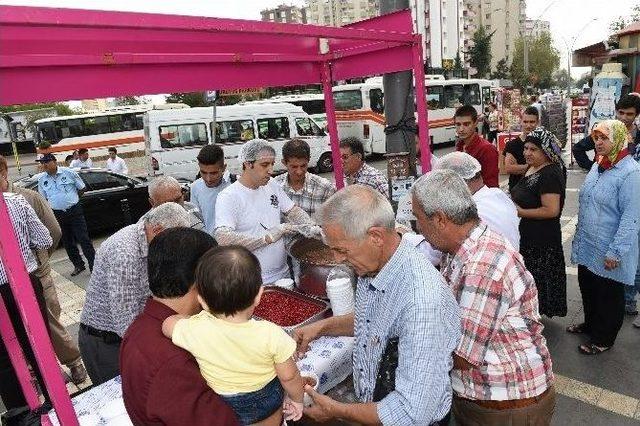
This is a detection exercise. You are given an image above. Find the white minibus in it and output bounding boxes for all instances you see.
[145,103,332,180]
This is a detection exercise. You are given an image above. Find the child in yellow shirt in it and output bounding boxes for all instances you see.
[162,245,304,425]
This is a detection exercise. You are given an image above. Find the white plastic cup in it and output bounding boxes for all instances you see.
[302,373,319,407]
[326,277,354,316]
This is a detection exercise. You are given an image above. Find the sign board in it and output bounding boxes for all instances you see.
[395,192,415,222]
[219,88,264,97]
[205,90,217,102]
[390,176,414,203]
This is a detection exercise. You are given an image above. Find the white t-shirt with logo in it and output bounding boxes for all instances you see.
[215,179,295,284]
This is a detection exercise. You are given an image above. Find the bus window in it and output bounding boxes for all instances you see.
[37,122,60,144]
[120,113,140,131]
[257,117,290,140]
[482,87,491,106]
[66,119,84,137]
[292,100,326,116]
[333,90,363,111]
[158,123,208,148]
[109,115,124,132]
[426,86,444,110]
[463,84,481,105]
[444,85,465,108]
[84,116,111,135]
[135,114,145,130]
[295,117,325,136]
[370,89,384,113]
[214,119,255,144]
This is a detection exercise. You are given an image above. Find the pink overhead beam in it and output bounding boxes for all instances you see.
[0,6,417,105]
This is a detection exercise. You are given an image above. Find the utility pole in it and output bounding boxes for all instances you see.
[380,0,417,209]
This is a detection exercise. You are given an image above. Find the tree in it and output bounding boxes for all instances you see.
[490,58,510,79]
[552,69,573,89]
[165,92,213,107]
[608,3,640,35]
[454,51,463,71]
[114,96,141,106]
[575,72,591,89]
[510,32,560,89]
[468,26,495,78]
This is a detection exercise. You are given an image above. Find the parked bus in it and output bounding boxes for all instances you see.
[145,102,332,180]
[33,103,189,159]
[333,77,494,154]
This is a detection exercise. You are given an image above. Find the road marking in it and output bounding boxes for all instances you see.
[555,374,640,421]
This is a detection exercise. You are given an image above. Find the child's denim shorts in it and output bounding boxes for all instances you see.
[221,377,284,425]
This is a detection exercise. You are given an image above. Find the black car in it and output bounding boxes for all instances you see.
[14,169,154,236]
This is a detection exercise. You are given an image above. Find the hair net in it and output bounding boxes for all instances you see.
[433,151,482,180]
[238,139,276,163]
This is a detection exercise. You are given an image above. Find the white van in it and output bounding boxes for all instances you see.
[145,103,332,180]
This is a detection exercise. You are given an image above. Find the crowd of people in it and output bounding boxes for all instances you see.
[1,92,640,425]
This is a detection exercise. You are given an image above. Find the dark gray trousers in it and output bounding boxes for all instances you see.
[77,326,120,386]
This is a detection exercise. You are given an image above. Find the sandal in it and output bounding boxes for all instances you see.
[566,323,588,334]
[578,343,611,355]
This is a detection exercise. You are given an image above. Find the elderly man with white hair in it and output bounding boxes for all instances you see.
[411,170,555,425]
[215,139,317,284]
[79,202,192,385]
[293,185,461,426]
[148,175,204,230]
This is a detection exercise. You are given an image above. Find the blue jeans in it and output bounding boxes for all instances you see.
[221,376,284,425]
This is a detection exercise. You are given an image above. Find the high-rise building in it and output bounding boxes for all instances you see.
[464,0,526,74]
[306,0,379,27]
[260,4,307,24]
[81,98,113,112]
[524,19,550,39]
[413,0,466,69]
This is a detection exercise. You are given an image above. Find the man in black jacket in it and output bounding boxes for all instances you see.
[573,94,640,170]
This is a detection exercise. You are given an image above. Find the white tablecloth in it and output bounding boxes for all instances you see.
[49,336,354,425]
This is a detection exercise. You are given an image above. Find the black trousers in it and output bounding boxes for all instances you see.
[488,130,498,144]
[0,275,50,410]
[53,203,95,270]
[578,265,626,347]
[77,325,121,386]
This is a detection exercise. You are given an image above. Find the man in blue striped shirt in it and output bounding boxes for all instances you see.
[294,185,461,425]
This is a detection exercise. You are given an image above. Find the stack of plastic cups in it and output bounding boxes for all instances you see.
[326,276,355,315]
[273,278,295,291]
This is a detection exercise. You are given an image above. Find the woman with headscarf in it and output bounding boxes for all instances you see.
[569,120,640,354]
[511,127,567,318]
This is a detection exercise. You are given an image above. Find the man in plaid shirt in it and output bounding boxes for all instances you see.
[412,169,555,425]
[274,138,335,216]
[340,137,389,198]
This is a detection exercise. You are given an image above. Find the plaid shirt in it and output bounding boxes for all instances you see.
[441,224,554,401]
[80,221,149,336]
[347,163,389,198]
[274,172,335,216]
[0,193,52,285]
[354,237,461,425]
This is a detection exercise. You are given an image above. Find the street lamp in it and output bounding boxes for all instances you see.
[561,17,599,97]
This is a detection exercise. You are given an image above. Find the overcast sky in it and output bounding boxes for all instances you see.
[0,0,635,79]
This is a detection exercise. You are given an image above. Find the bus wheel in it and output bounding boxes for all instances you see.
[316,152,333,173]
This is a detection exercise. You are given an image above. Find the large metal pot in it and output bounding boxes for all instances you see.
[290,238,341,298]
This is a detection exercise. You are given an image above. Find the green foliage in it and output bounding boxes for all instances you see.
[468,26,495,78]
[454,51,463,71]
[552,69,574,89]
[0,102,75,116]
[490,58,510,79]
[575,72,591,89]
[114,96,141,106]
[510,32,560,89]
[609,3,640,35]
[165,92,212,107]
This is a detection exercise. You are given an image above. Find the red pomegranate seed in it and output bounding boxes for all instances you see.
[254,291,323,327]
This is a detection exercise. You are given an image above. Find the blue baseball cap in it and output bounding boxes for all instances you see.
[36,153,57,163]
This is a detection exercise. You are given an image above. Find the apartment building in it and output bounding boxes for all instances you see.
[306,0,379,26]
[413,0,466,69]
[260,4,307,24]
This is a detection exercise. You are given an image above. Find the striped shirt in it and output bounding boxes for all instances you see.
[80,221,149,336]
[441,224,554,401]
[353,237,461,425]
[274,172,335,216]
[0,193,52,285]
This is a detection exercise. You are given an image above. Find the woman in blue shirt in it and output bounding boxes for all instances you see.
[569,120,640,354]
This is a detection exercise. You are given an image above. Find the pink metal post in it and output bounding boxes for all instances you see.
[412,35,432,172]
[322,61,345,189]
[0,193,78,426]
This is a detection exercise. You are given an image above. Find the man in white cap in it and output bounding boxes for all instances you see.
[215,139,318,284]
[406,151,520,266]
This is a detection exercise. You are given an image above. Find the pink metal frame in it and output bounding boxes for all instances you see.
[0,5,431,424]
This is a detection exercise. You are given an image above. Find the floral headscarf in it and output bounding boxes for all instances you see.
[591,120,630,171]
[525,127,565,167]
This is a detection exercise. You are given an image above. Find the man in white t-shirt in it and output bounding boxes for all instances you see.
[69,148,93,169]
[105,147,129,175]
[215,139,317,284]
[406,151,520,266]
